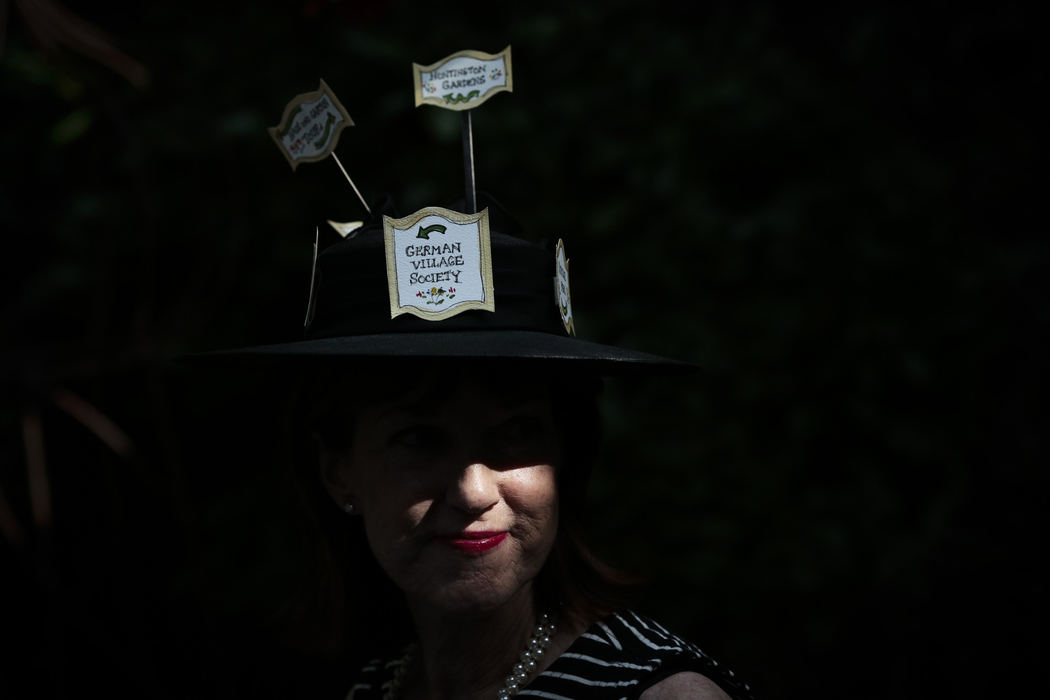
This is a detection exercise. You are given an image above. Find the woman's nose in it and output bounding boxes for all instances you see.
[448,462,499,514]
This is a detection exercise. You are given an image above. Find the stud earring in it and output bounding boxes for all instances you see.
[343,503,357,515]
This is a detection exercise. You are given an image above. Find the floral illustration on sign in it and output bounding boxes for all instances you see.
[416,287,457,305]
[424,82,437,94]
[490,68,503,80]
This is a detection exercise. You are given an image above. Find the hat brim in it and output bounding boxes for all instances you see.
[180,330,695,375]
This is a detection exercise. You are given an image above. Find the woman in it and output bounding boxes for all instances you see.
[194,197,753,700]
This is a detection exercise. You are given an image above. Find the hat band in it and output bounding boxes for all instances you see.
[306,235,566,339]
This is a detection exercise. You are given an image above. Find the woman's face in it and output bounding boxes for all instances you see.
[323,370,561,613]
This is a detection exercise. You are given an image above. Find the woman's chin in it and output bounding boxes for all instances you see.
[407,571,531,615]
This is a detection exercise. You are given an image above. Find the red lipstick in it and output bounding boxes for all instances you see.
[443,531,507,554]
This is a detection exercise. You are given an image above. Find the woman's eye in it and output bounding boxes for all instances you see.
[388,425,444,451]
[492,416,544,444]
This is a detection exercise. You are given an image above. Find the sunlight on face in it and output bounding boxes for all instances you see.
[333,370,562,613]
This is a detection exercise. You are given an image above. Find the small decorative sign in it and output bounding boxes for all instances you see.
[554,239,575,336]
[384,206,495,321]
[326,220,364,238]
[412,47,513,111]
[268,79,354,170]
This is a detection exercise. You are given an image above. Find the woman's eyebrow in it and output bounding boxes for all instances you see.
[370,401,431,423]
[485,397,552,419]
[498,386,552,403]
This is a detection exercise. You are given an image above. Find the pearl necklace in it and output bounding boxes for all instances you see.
[383,612,556,700]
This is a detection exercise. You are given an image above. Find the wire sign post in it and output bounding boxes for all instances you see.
[412,47,513,214]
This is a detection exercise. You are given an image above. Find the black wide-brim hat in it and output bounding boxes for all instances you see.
[184,196,693,375]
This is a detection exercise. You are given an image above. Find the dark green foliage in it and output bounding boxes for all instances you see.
[1,2,1044,698]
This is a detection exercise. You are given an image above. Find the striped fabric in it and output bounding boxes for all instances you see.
[346,610,753,700]
[520,611,753,700]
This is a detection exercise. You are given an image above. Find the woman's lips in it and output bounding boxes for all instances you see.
[442,531,508,554]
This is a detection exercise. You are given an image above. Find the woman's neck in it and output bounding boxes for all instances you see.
[403,586,538,700]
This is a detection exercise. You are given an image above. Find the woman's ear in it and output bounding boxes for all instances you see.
[316,434,356,509]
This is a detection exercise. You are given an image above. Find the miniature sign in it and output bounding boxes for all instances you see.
[326,219,364,238]
[383,206,495,321]
[268,79,354,170]
[412,47,513,111]
[554,239,575,336]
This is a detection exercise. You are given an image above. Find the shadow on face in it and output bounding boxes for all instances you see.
[305,359,598,457]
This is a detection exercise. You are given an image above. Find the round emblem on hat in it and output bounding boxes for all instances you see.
[554,239,575,336]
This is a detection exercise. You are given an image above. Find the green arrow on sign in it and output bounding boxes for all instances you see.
[417,224,447,240]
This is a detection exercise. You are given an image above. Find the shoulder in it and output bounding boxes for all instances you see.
[575,610,752,700]
[639,671,734,700]
[588,610,710,662]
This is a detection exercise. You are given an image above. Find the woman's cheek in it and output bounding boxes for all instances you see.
[508,465,559,504]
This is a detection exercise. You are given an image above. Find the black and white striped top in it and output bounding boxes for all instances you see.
[346,610,753,699]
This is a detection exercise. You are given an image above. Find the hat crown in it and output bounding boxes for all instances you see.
[307,204,565,340]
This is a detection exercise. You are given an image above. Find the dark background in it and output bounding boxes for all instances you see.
[1,1,1046,698]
